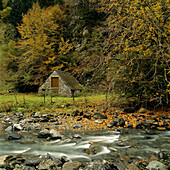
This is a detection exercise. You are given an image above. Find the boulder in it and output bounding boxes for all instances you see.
[146,161,167,170]
[62,161,81,170]
[119,118,125,127]
[50,129,62,139]
[93,112,107,119]
[111,153,130,170]
[0,155,9,165]
[37,159,59,170]
[73,124,83,129]
[38,129,51,138]
[33,112,42,118]
[13,124,23,131]
[83,113,91,119]
[8,132,22,140]
[24,156,43,167]
[95,120,103,124]
[85,144,103,155]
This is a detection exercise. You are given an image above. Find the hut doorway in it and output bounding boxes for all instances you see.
[51,77,59,93]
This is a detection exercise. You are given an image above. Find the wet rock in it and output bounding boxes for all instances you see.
[119,118,125,127]
[50,119,57,122]
[72,109,79,117]
[85,144,103,155]
[157,151,168,160]
[113,110,119,117]
[60,156,70,165]
[20,118,33,124]
[93,112,107,119]
[149,155,159,162]
[111,153,130,170]
[136,122,143,129]
[33,111,42,118]
[8,132,22,140]
[126,163,140,170]
[76,117,82,121]
[5,126,13,131]
[112,119,119,126]
[40,118,49,122]
[127,124,133,128]
[13,124,23,131]
[84,160,118,170]
[79,111,83,116]
[15,112,24,117]
[106,122,114,128]
[62,161,81,170]
[95,120,103,124]
[24,157,42,167]
[73,124,83,128]
[50,129,62,139]
[73,134,81,139]
[146,161,167,170]
[83,113,91,119]
[37,158,59,170]
[38,129,51,138]
[0,155,9,165]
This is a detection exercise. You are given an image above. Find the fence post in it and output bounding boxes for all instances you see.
[14,93,18,104]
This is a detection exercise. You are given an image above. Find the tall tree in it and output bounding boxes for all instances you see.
[16,2,71,89]
[106,0,170,106]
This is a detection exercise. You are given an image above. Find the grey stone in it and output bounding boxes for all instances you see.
[73,124,83,128]
[38,129,51,138]
[85,144,103,155]
[50,129,62,139]
[146,161,167,170]
[37,159,59,170]
[0,155,9,165]
[93,112,107,119]
[8,132,22,140]
[95,120,103,124]
[62,161,81,170]
[13,124,23,131]
[119,118,125,127]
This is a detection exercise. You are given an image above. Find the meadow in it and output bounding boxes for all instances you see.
[0,93,109,113]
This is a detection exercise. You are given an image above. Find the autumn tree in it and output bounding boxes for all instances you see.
[16,2,72,90]
[106,0,169,106]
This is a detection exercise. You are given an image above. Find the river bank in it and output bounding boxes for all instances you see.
[0,107,170,169]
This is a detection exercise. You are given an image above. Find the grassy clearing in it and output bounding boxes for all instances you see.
[0,93,109,113]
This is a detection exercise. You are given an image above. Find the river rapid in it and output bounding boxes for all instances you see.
[0,129,170,162]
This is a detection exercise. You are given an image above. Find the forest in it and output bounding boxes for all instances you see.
[0,0,169,107]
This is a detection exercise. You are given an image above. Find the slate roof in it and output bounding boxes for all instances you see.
[55,70,81,90]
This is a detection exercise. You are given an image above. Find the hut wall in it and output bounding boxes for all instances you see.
[39,71,72,96]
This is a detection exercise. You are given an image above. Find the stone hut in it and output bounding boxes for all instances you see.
[38,70,82,97]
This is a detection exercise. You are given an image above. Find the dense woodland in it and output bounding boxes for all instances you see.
[0,0,169,107]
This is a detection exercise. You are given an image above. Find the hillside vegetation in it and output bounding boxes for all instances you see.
[0,0,169,107]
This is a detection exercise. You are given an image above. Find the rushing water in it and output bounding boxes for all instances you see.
[0,129,170,161]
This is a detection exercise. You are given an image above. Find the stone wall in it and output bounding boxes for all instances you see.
[38,71,79,97]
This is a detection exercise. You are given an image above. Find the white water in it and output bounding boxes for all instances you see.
[0,130,170,161]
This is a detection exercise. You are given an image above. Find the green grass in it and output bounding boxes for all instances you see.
[0,93,108,113]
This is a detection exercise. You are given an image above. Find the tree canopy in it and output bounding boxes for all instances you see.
[0,0,169,106]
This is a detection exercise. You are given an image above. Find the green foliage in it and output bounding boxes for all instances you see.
[0,23,17,44]
[16,2,70,88]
